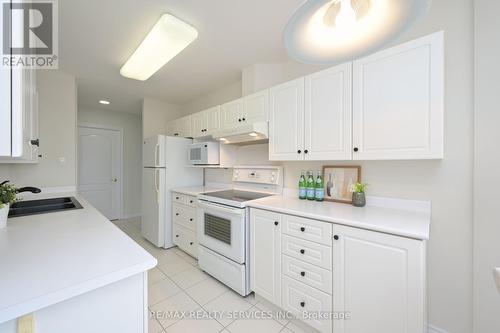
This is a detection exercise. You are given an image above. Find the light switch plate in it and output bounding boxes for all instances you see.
[494,267,500,294]
[17,313,34,333]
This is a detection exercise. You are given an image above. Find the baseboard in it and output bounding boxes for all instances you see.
[428,324,449,333]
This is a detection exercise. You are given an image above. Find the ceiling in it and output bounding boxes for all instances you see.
[59,0,304,113]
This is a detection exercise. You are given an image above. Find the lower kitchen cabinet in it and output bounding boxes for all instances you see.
[172,192,198,258]
[250,209,282,306]
[249,208,426,333]
[332,224,425,333]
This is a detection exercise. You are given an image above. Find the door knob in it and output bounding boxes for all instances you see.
[112,178,118,182]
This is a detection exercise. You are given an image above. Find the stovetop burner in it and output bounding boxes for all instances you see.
[200,190,272,203]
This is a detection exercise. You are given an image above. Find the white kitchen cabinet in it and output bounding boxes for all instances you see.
[220,99,243,129]
[352,32,444,160]
[250,209,282,306]
[172,192,199,258]
[0,68,39,163]
[304,64,352,160]
[332,224,425,333]
[168,115,192,138]
[269,78,304,161]
[191,105,220,137]
[242,89,269,123]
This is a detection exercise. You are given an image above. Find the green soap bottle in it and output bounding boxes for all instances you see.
[299,171,307,199]
[306,171,315,200]
[315,170,324,202]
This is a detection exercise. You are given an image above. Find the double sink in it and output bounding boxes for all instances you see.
[8,197,83,218]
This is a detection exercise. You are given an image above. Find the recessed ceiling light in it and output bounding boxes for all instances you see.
[283,0,430,64]
[120,14,198,81]
[99,100,110,105]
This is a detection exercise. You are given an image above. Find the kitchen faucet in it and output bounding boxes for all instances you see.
[0,180,41,194]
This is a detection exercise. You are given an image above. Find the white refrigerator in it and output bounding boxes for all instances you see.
[142,135,203,248]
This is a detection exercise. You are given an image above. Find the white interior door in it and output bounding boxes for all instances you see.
[78,126,121,220]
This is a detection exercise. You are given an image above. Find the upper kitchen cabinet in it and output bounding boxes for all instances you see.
[168,115,192,138]
[0,68,39,163]
[269,78,305,161]
[352,32,444,160]
[191,105,220,137]
[220,89,269,131]
[304,63,352,160]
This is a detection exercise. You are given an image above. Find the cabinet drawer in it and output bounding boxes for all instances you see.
[282,215,332,245]
[282,235,332,270]
[282,276,332,333]
[185,195,197,207]
[173,223,198,258]
[172,192,186,204]
[282,255,332,294]
[173,203,197,231]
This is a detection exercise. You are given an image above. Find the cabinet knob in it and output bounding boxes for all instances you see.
[297,150,302,154]
[238,118,242,122]
[300,301,305,308]
[300,249,305,254]
[300,271,306,277]
[176,197,179,200]
[174,133,179,136]
[242,118,246,121]
[334,235,339,240]
[175,213,179,216]
[274,221,279,226]
[353,147,359,152]
[190,200,193,204]
[176,234,179,238]
[190,242,193,245]
[304,149,309,154]
[300,227,305,232]
[190,218,193,221]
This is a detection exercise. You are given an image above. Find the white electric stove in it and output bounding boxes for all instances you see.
[196,166,283,296]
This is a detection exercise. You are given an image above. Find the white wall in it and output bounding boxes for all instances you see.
[180,80,242,115]
[0,70,77,188]
[78,108,143,218]
[473,1,500,332]
[186,1,475,331]
[142,98,182,139]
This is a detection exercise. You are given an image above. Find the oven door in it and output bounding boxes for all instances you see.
[197,200,246,264]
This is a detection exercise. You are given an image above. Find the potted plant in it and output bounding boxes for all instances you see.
[0,182,18,228]
[350,182,368,207]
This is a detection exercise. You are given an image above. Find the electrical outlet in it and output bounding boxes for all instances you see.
[17,313,34,333]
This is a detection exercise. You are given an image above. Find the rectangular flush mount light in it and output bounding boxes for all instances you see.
[120,14,198,81]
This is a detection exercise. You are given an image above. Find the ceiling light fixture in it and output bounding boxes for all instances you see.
[249,132,258,137]
[120,14,198,81]
[99,100,110,105]
[283,0,431,65]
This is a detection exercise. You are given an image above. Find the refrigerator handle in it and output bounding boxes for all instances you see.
[154,143,160,166]
[154,169,160,204]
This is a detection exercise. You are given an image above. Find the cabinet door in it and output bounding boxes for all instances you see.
[250,209,282,306]
[243,89,269,123]
[179,115,192,138]
[221,99,243,129]
[191,111,206,137]
[332,225,425,333]
[167,119,180,137]
[304,64,352,160]
[352,32,444,160]
[269,78,305,161]
[204,105,220,136]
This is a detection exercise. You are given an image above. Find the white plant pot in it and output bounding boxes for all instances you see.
[0,203,9,229]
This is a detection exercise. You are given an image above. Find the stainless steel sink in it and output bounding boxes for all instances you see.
[8,197,83,218]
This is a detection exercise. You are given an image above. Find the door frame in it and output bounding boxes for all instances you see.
[77,122,124,220]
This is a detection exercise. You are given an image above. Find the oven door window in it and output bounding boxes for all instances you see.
[204,213,231,245]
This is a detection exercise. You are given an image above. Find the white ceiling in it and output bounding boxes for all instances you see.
[59,0,304,113]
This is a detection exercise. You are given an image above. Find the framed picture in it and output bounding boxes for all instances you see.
[322,166,361,203]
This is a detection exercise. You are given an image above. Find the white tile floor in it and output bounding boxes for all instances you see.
[113,218,316,333]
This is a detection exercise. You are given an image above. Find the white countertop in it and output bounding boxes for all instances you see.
[0,193,157,323]
[171,184,232,196]
[246,195,431,240]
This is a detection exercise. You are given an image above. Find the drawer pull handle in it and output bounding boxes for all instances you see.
[300,249,305,254]
[274,221,279,226]
[333,235,339,240]
[190,200,193,203]
[175,213,179,216]
[176,197,179,200]
[190,242,194,245]
[300,227,305,232]
[300,271,305,277]
[300,301,305,308]
[175,234,179,238]
[190,218,193,221]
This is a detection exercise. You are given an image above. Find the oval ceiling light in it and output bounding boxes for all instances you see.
[120,14,198,81]
[283,0,431,65]
[99,100,110,105]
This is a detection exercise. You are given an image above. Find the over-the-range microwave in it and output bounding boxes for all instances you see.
[188,142,220,165]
